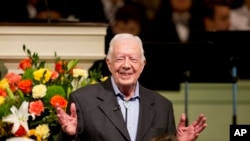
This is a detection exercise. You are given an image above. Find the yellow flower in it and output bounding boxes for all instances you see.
[100,76,108,82]
[0,96,5,105]
[28,129,36,136]
[32,84,47,99]
[33,68,52,83]
[90,80,97,84]
[0,78,9,89]
[28,129,42,141]
[35,124,50,140]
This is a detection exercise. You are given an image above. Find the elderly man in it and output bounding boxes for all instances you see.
[56,33,207,141]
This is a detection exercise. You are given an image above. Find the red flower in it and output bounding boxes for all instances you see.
[29,100,45,116]
[19,58,32,71]
[14,125,27,137]
[50,95,67,109]
[17,79,33,94]
[55,60,67,73]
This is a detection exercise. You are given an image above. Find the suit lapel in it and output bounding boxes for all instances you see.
[98,78,155,141]
[136,87,155,141]
[98,79,131,140]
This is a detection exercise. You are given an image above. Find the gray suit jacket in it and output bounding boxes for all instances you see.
[57,78,176,141]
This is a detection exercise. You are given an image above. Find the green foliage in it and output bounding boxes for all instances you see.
[22,68,35,80]
[43,85,66,106]
[0,121,13,138]
[23,45,46,69]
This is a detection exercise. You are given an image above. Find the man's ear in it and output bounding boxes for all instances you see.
[141,60,146,73]
[106,58,111,70]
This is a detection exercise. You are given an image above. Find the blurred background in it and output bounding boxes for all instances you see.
[1,0,250,140]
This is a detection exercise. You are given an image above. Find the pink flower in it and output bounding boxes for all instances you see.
[51,70,59,80]
[4,72,22,92]
[29,100,44,116]
[5,73,22,85]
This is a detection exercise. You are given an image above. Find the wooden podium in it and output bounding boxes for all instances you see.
[0,22,107,73]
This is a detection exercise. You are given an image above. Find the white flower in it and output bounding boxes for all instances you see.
[32,84,47,99]
[2,101,35,134]
[73,68,88,78]
[71,68,89,91]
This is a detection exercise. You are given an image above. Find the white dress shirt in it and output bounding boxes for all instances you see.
[230,5,250,30]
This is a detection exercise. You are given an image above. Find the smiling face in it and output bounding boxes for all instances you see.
[106,34,145,90]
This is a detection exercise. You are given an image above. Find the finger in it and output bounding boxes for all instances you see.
[56,105,66,115]
[195,114,206,128]
[194,114,207,133]
[177,113,186,128]
[62,124,68,132]
[198,123,207,133]
[192,114,204,127]
[195,124,207,135]
[70,103,77,118]
[56,106,68,124]
[196,118,207,133]
[57,114,64,125]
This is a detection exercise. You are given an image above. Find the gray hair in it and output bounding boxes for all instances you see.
[106,33,145,62]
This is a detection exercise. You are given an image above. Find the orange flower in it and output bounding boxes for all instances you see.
[18,79,33,94]
[50,95,67,109]
[29,100,44,116]
[19,58,32,70]
[0,88,7,97]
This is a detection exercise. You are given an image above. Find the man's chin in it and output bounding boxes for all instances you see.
[118,79,134,86]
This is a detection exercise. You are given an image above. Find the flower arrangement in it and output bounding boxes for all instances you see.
[0,45,107,141]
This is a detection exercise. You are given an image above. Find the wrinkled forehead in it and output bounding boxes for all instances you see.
[113,38,140,50]
[112,39,142,57]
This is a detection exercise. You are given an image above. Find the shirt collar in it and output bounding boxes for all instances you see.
[110,76,140,99]
[240,5,250,17]
[172,12,191,25]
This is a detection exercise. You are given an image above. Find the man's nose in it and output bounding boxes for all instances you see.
[123,58,131,69]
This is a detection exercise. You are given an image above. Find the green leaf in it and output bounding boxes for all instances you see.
[67,60,79,72]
